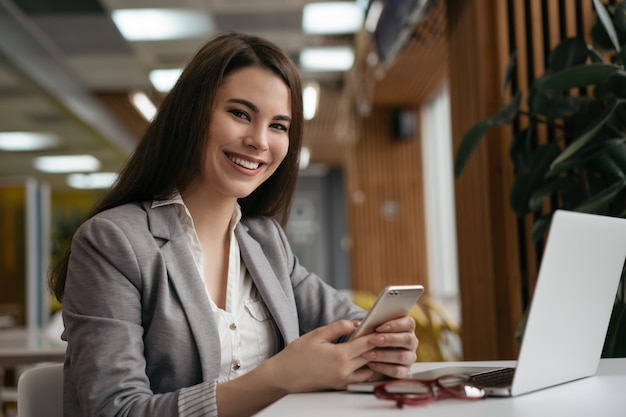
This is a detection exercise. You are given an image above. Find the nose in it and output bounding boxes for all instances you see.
[243,126,269,152]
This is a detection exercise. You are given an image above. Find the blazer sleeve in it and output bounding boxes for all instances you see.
[62,213,218,417]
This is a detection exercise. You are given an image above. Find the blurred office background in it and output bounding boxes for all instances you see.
[0,0,616,381]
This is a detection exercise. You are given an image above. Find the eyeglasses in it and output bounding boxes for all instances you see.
[373,374,486,408]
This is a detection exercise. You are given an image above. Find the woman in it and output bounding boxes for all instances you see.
[50,32,418,417]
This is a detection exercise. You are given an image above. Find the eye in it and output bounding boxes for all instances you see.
[229,109,250,121]
[271,122,289,132]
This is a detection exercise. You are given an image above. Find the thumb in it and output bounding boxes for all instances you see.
[313,320,358,342]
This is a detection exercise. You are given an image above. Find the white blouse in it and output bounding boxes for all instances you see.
[152,195,280,381]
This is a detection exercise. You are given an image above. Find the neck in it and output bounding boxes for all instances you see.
[181,188,236,240]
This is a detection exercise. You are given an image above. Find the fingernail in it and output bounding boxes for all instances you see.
[363,351,377,359]
[376,324,391,332]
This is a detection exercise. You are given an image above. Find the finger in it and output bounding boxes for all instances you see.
[367,361,412,379]
[375,316,416,333]
[362,347,417,366]
[368,332,419,351]
[345,367,377,385]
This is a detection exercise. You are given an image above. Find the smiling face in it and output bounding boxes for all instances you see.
[188,66,292,204]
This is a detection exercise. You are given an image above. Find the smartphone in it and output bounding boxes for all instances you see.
[348,285,424,340]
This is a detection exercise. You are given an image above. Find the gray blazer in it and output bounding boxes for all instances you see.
[61,201,364,417]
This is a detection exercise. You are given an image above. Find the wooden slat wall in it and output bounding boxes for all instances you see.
[447,0,522,361]
[346,107,429,294]
[448,0,608,360]
[371,0,448,108]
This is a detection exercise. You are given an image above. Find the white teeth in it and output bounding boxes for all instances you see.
[229,155,260,170]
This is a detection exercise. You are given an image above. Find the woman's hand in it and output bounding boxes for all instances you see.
[263,320,378,393]
[359,315,419,379]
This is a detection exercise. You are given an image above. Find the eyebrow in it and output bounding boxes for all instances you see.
[227,98,292,123]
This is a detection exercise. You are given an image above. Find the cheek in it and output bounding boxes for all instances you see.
[277,140,290,163]
[271,136,290,165]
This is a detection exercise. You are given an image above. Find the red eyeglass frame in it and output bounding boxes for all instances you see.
[373,374,486,408]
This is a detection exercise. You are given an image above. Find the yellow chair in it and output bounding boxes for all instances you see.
[17,363,63,417]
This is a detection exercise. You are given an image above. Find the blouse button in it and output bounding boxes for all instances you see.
[229,322,237,330]
[233,361,241,370]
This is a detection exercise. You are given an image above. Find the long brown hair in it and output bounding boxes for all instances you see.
[49,32,304,301]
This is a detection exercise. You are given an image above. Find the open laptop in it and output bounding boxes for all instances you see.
[348,209,626,397]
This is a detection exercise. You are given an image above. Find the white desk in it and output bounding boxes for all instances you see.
[0,328,65,417]
[255,358,626,417]
[0,328,66,367]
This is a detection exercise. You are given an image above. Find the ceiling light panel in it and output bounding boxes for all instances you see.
[302,2,364,34]
[0,132,59,151]
[130,91,157,121]
[67,172,118,189]
[33,155,101,173]
[300,46,355,71]
[149,68,183,93]
[303,82,320,120]
[111,9,215,41]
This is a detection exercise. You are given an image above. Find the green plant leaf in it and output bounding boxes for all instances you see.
[530,214,553,243]
[594,79,618,100]
[613,3,626,34]
[528,177,574,212]
[509,125,534,171]
[454,92,522,177]
[605,140,626,172]
[550,99,619,169]
[547,137,626,177]
[620,44,626,67]
[490,91,523,124]
[547,37,589,71]
[592,19,618,50]
[502,50,517,96]
[574,178,626,212]
[594,0,622,52]
[602,300,626,358]
[534,93,593,119]
[454,119,490,177]
[609,70,626,98]
[510,142,561,215]
[534,63,620,91]
[587,45,606,63]
[587,153,626,180]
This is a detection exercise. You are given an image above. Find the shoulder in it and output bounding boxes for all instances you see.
[75,202,152,242]
[94,202,148,224]
[239,216,291,255]
[240,216,283,237]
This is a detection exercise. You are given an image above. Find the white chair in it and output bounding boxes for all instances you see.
[17,363,63,417]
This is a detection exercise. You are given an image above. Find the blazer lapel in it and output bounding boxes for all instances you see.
[144,202,221,380]
[235,225,300,344]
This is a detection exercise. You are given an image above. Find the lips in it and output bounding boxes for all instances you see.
[227,153,261,170]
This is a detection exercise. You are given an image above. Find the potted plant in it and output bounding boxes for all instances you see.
[454,0,626,357]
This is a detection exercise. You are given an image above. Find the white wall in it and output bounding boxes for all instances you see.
[420,83,459,299]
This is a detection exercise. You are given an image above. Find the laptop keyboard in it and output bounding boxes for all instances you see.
[470,367,516,388]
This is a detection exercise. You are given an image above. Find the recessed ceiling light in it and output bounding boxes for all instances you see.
[149,68,183,93]
[0,132,59,151]
[111,9,215,41]
[130,91,157,121]
[300,46,355,71]
[303,82,320,120]
[299,146,311,170]
[67,172,118,189]
[364,0,384,32]
[33,155,101,173]
[302,2,364,34]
